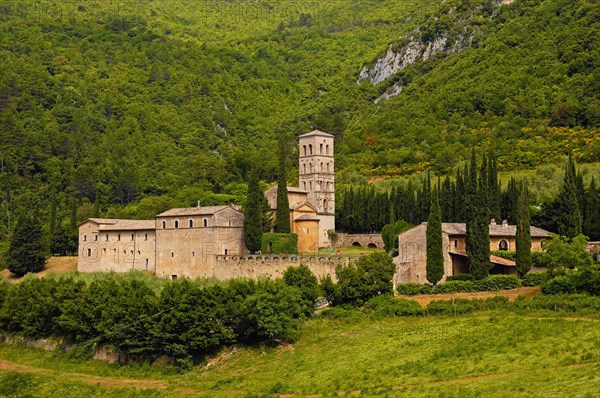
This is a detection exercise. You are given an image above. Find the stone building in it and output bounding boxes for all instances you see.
[395,220,551,284]
[78,205,246,279]
[265,130,335,251]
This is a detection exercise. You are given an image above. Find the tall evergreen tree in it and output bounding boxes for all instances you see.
[7,211,47,276]
[466,150,491,280]
[243,168,263,253]
[557,155,582,239]
[426,191,444,285]
[275,136,291,233]
[488,153,502,223]
[583,178,600,241]
[515,181,532,276]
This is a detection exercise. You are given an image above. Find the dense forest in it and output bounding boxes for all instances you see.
[0,0,599,253]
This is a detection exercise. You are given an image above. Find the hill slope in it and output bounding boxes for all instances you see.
[0,0,598,235]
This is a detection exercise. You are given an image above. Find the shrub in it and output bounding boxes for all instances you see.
[283,264,319,316]
[446,274,473,281]
[364,296,425,317]
[433,280,476,294]
[261,233,298,254]
[396,283,432,296]
[522,272,547,286]
[542,265,600,296]
[473,274,521,291]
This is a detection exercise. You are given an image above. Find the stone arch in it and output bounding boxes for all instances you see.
[352,242,362,247]
[498,240,509,250]
[367,243,378,249]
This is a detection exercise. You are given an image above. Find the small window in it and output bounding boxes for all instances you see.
[326,144,329,155]
[175,220,179,229]
[87,248,92,257]
[171,275,177,280]
[103,248,106,253]
[144,233,148,240]
[303,145,307,156]
[137,250,141,255]
[105,234,109,241]
[83,234,87,242]
[229,221,232,227]
[189,219,193,228]
[162,221,166,229]
[203,219,208,227]
[145,258,149,269]
[94,235,98,241]
[499,240,509,251]
[171,252,174,258]
[131,233,134,240]
[309,144,312,155]
[192,251,195,257]
[117,234,121,241]
[454,240,458,248]
[320,143,323,154]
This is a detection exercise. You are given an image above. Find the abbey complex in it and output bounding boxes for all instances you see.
[79,130,551,283]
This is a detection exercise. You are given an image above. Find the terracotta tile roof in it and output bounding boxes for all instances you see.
[294,214,320,221]
[96,220,155,231]
[290,201,317,211]
[156,205,240,217]
[441,222,550,238]
[449,251,517,267]
[265,186,308,194]
[299,130,334,138]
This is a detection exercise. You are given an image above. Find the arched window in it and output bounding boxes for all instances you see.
[303,181,306,190]
[203,219,208,227]
[498,240,509,251]
[303,145,307,156]
[174,220,179,229]
[309,144,312,155]
[302,164,306,174]
[309,181,313,190]
[162,221,166,229]
[323,199,328,211]
[321,162,324,172]
[189,219,193,228]
[320,143,323,154]
[326,144,329,155]
[131,233,134,240]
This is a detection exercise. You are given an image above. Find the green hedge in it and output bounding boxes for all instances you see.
[542,266,600,296]
[397,274,522,295]
[446,274,473,281]
[261,233,298,254]
[522,272,547,287]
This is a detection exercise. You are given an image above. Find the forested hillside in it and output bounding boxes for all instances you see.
[0,0,598,247]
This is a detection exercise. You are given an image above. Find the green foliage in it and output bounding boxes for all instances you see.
[397,274,522,295]
[275,136,291,234]
[326,252,395,306]
[7,212,47,276]
[283,264,319,316]
[261,233,298,255]
[557,156,583,238]
[515,182,532,275]
[521,272,547,287]
[381,219,411,254]
[543,234,593,272]
[542,265,600,296]
[364,295,426,317]
[426,192,444,285]
[243,168,263,253]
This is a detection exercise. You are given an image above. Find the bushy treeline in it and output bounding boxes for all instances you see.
[325,294,600,319]
[337,156,600,242]
[0,265,319,369]
[396,274,532,295]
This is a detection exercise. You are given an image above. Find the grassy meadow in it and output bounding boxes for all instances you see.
[0,307,598,397]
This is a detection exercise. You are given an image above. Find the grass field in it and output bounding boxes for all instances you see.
[1,307,598,397]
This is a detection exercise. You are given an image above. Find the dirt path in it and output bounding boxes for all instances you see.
[398,286,542,306]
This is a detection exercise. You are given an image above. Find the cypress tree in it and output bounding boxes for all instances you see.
[7,211,47,276]
[275,136,291,233]
[426,191,444,285]
[488,153,502,223]
[583,178,600,241]
[243,168,263,253]
[515,181,532,276]
[466,150,491,280]
[557,155,582,239]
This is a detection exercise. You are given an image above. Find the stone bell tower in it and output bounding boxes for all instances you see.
[298,130,335,247]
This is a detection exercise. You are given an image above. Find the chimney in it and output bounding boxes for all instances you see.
[490,218,496,226]
[502,219,508,227]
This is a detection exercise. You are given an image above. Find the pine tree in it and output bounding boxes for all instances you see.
[243,168,263,253]
[515,182,532,276]
[275,136,291,233]
[426,191,444,285]
[557,155,582,239]
[7,211,47,276]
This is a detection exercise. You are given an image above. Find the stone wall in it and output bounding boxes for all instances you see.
[211,254,353,281]
[337,233,384,249]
